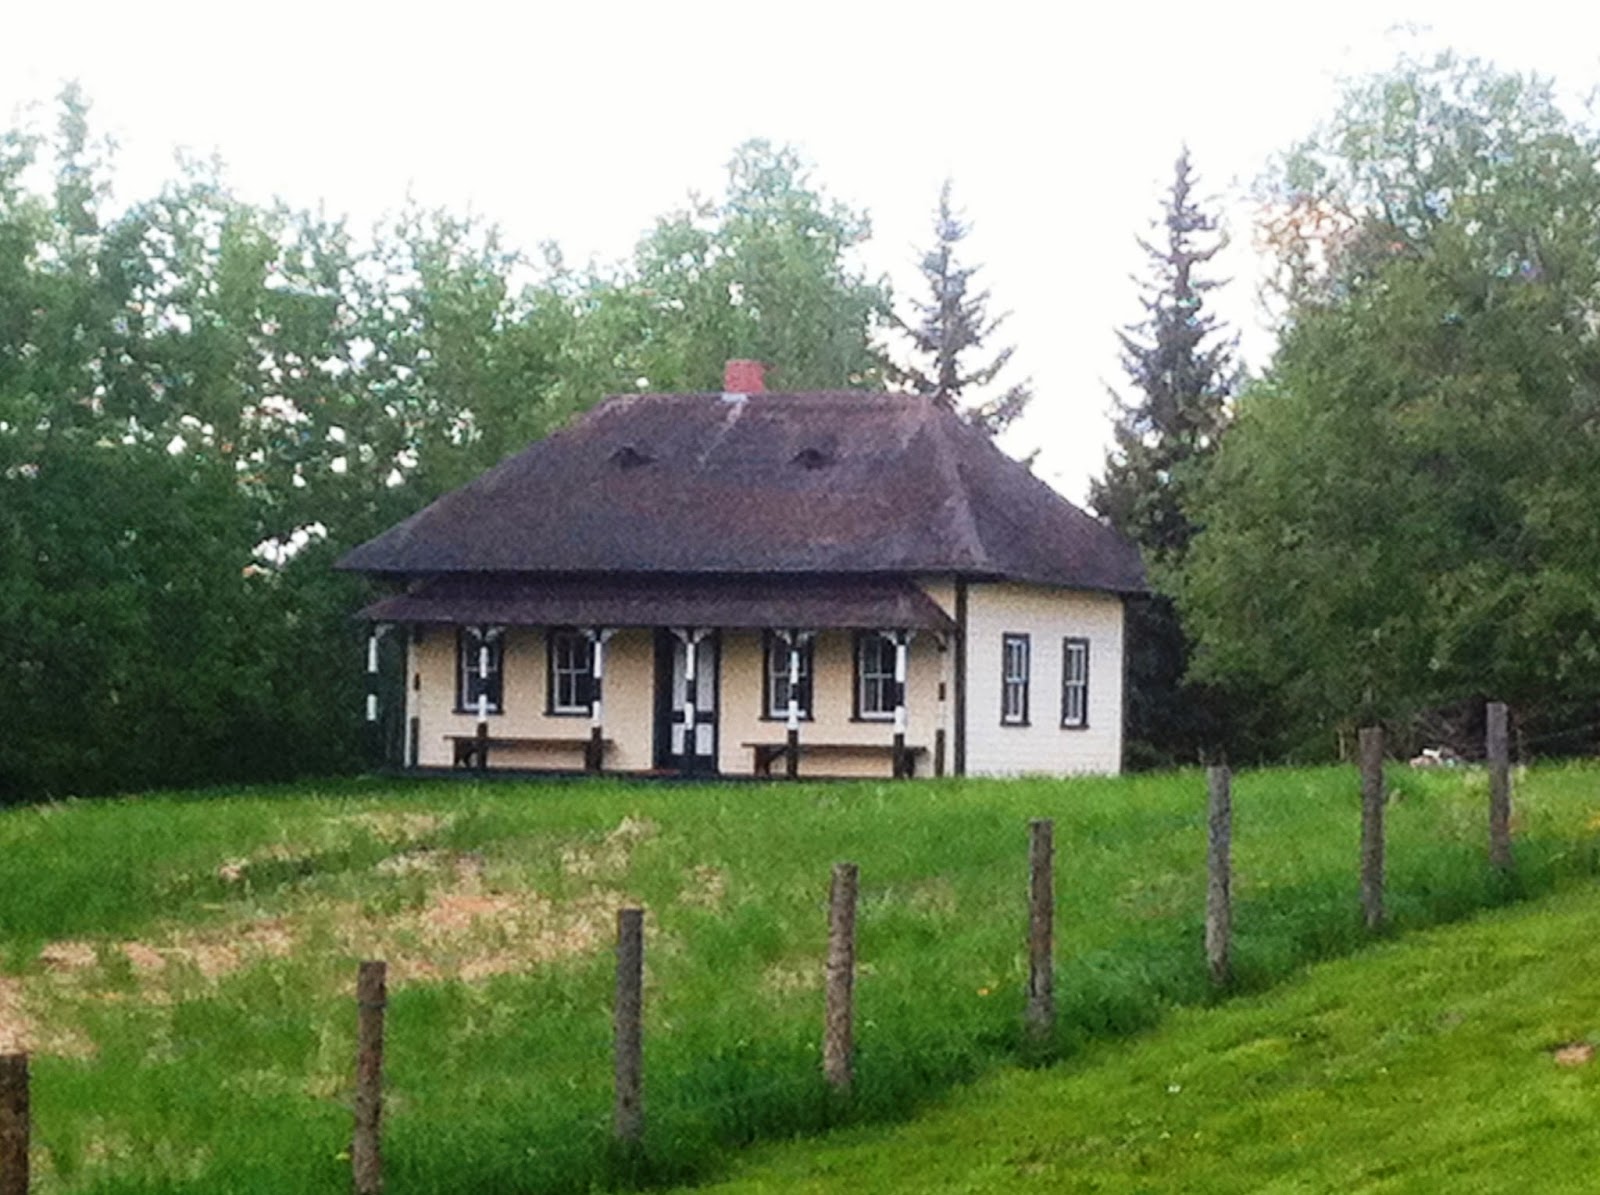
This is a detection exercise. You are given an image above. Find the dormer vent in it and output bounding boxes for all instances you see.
[792,446,834,470]
[610,444,654,470]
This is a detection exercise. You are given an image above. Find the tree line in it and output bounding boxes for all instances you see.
[8,50,1599,798]
[1104,51,1600,765]
[0,87,1024,800]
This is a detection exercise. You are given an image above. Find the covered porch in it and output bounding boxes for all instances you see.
[359,575,958,780]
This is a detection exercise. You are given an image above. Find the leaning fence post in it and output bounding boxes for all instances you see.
[0,1054,27,1195]
[1359,727,1386,931]
[1205,768,1232,986]
[614,908,645,1145]
[1026,819,1055,1044]
[352,961,386,1195]
[1486,701,1513,872]
[823,863,859,1093]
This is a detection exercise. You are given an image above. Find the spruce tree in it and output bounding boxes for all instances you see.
[895,180,1031,433]
[1091,148,1236,766]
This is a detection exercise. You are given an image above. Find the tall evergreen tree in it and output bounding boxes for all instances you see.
[895,180,1031,433]
[1091,148,1236,766]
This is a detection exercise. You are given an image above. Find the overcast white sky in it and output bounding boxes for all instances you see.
[8,0,1600,500]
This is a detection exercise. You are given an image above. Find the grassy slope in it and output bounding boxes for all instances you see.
[689,882,1600,1194]
[1,764,1598,1192]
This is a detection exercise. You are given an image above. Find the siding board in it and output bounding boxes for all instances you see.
[964,583,1123,775]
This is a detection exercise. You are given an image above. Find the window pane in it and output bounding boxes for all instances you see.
[858,634,896,716]
[1002,635,1029,723]
[769,637,812,718]
[461,628,504,713]
[551,631,592,713]
[1063,639,1088,726]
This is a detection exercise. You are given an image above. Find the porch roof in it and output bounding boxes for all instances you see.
[358,574,957,632]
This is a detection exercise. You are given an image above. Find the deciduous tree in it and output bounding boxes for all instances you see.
[1181,54,1600,756]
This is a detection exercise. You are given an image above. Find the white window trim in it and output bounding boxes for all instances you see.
[458,626,504,715]
[765,634,814,720]
[1001,633,1030,726]
[1062,637,1090,729]
[856,632,896,721]
[549,629,593,716]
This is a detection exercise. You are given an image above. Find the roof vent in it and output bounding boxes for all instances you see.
[610,444,654,470]
[792,446,834,470]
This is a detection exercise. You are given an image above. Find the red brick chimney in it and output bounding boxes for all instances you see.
[723,359,766,394]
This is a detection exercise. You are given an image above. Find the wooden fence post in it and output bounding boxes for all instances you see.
[1027,819,1055,1044]
[614,907,645,1145]
[0,1054,26,1195]
[352,960,386,1195]
[1359,727,1386,931]
[823,863,859,1093]
[1486,701,1513,871]
[1205,768,1232,986]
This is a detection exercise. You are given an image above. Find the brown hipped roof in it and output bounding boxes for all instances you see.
[337,391,1145,594]
[360,574,956,631]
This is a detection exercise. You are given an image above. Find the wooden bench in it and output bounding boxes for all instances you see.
[742,741,928,779]
[446,734,614,771]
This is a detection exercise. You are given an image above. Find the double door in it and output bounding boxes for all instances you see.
[653,631,719,772]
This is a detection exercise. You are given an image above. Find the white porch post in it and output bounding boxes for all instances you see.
[365,629,381,723]
[891,630,912,779]
[782,629,812,780]
[364,624,390,766]
[586,628,614,773]
[475,629,490,772]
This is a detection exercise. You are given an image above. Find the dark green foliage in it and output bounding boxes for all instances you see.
[0,90,890,800]
[1181,54,1600,756]
[893,180,1031,433]
[1091,150,1236,766]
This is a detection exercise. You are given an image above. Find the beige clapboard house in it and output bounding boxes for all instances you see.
[338,362,1145,778]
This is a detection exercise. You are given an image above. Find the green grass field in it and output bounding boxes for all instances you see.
[688,879,1600,1193]
[2,764,1598,1193]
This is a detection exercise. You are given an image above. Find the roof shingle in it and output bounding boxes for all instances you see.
[336,391,1145,594]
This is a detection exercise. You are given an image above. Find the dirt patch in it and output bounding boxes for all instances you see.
[119,942,167,974]
[762,960,821,996]
[36,918,294,998]
[38,940,99,972]
[420,891,519,932]
[1554,1042,1594,1067]
[119,919,293,982]
[341,810,454,844]
[0,978,34,1052]
[560,815,658,878]
[374,848,451,877]
[212,811,455,885]
[341,882,621,985]
[33,840,618,1028]
[681,864,727,910]
[0,976,95,1058]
